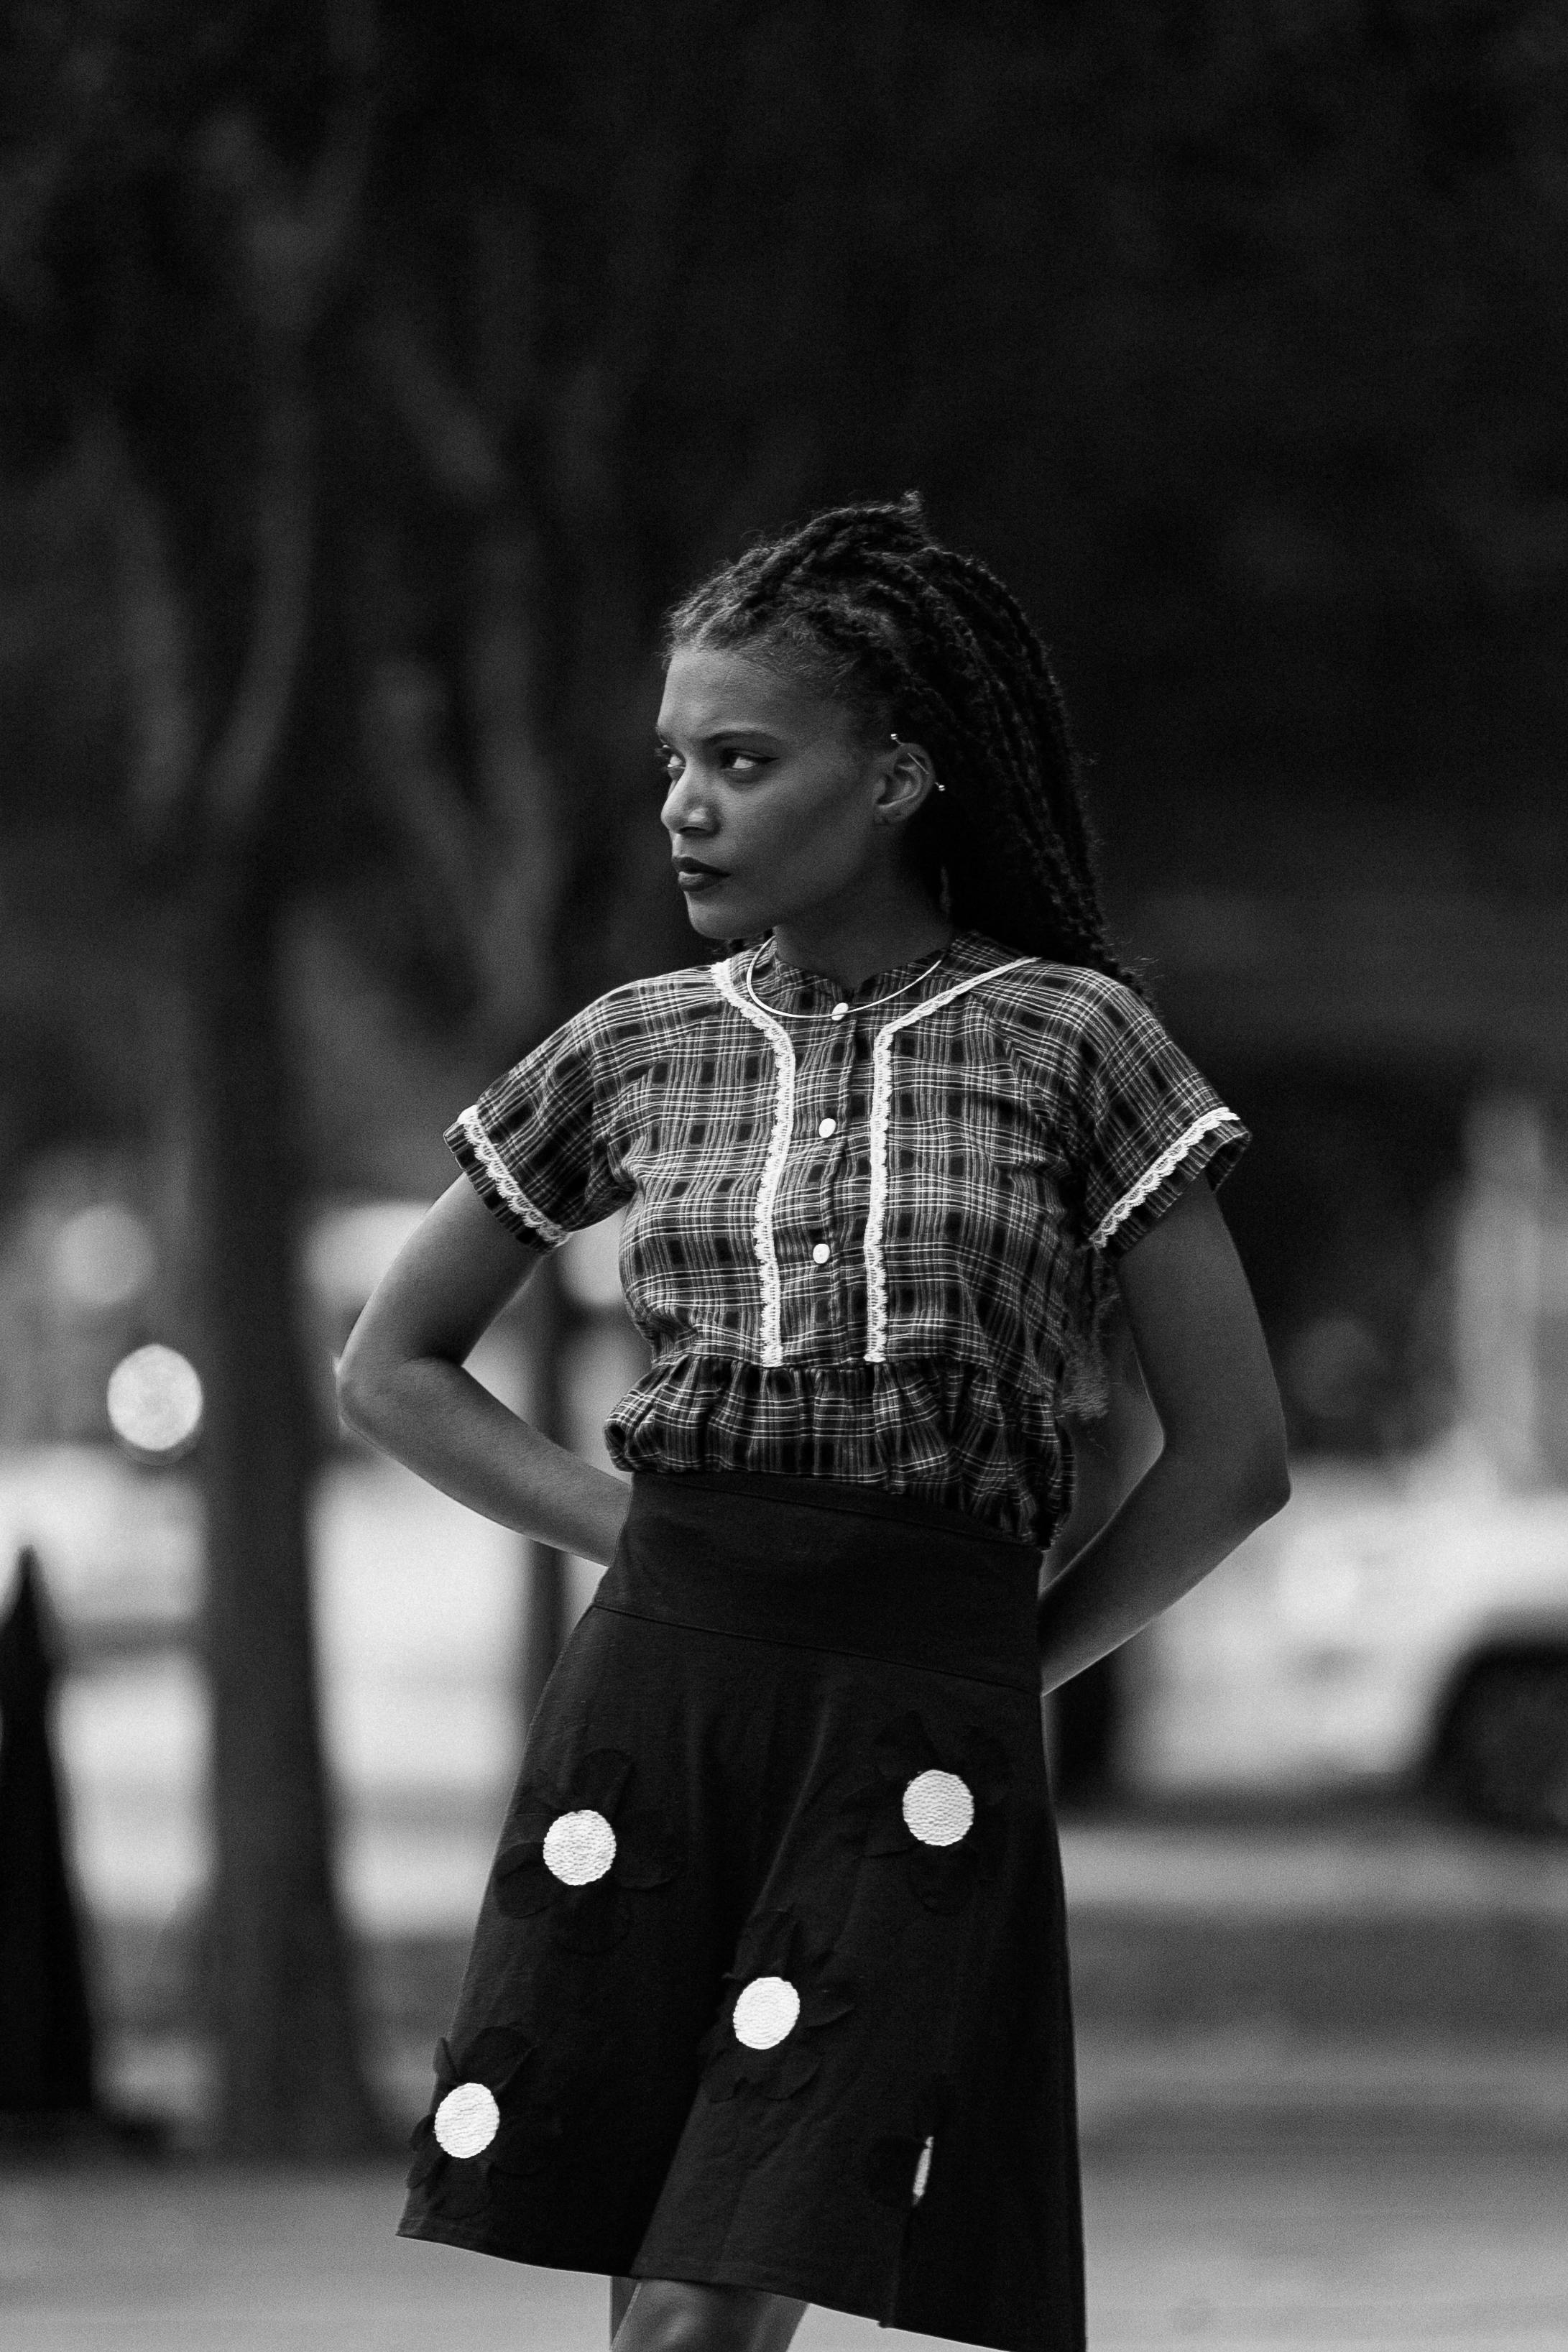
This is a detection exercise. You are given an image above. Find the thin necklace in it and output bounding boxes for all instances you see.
[744,936,951,1023]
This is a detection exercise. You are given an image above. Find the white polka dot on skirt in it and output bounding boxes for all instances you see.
[901,1768,974,1847]
[732,1975,801,2049]
[543,1808,618,1884]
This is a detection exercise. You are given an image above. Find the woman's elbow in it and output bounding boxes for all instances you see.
[335,1330,394,1442]
[1171,1419,1291,1530]
[1235,1429,1291,1526]
[1250,1450,1292,1524]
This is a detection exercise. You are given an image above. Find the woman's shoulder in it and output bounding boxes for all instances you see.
[476,962,729,1098]
[560,957,733,1040]
[959,933,1147,1039]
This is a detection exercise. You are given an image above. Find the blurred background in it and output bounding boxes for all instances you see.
[3,3,1567,2346]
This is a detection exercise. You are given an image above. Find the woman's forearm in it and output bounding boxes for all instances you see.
[1036,1440,1288,1694]
[338,1355,632,1566]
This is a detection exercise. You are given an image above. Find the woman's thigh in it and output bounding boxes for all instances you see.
[611,2277,808,2352]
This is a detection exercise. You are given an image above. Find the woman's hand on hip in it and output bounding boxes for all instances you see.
[336,1175,632,1565]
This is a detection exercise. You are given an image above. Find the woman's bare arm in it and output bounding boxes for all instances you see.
[336,1176,632,1565]
[1036,1176,1290,1693]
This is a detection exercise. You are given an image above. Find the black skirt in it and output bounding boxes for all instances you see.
[396,1468,1085,2352]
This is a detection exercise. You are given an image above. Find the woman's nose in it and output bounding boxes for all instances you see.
[663,777,711,835]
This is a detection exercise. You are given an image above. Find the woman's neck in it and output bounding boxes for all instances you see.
[768,896,953,995]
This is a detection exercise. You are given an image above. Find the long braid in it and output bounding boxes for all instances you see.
[664,494,1143,995]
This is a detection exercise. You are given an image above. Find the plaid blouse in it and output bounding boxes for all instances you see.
[448,926,1248,1547]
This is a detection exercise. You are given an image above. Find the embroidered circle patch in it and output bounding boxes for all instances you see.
[433,2080,500,2158]
[902,1768,974,1848]
[732,1974,801,2050]
[543,1808,617,1885]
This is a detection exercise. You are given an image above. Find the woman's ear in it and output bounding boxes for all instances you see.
[875,734,942,826]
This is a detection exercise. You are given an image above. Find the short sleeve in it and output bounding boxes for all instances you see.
[445,1002,631,1250]
[1071,979,1250,1259]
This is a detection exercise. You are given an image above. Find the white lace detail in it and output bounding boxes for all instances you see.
[1089,1105,1242,1251]
[711,961,798,1365]
[862,960,1033,1362]
[457,1106,570,1248]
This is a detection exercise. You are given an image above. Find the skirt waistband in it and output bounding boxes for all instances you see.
[593,1470,1044,1694]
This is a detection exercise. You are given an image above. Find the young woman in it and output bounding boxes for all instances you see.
[339,495,1288,2352]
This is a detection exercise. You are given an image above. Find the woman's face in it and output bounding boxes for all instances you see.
[656,642,916,944]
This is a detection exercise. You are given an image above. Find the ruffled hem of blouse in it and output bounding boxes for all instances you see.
[604,1354,1063,1547]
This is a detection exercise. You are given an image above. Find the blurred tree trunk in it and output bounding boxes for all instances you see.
[466,208,574,1715]
[190,861,379,2152]
[106,144,382,2137]
[473,513,572,1713]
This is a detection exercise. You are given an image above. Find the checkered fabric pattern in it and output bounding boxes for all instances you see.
[448,927,1249,1546]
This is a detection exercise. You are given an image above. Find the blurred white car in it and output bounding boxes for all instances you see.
[1124,1428,1568,1827]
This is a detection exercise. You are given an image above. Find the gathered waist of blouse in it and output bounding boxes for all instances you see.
[599,1350,1069,1551]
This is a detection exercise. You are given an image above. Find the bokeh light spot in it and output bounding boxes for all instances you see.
[107,1345,204,1458]
[52,1204,156,1311]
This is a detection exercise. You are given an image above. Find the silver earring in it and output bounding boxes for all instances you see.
[889,731,946,793]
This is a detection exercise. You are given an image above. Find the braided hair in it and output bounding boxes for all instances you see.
[663,491,1143,994]
[665,493,1137,1414]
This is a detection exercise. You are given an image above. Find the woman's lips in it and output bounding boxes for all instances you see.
[675,865,728,892]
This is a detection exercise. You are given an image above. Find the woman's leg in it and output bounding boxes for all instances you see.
[610,2277,808,2352]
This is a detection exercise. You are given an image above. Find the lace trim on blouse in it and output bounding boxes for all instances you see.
[713,954,1030,1367]
[458,1105,570,1249]
[862,961,1030,1361]
[1087,1105,1242,1252]
[710,961,798,1365]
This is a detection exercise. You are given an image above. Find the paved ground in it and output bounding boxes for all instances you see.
[4,2134,1567,2351]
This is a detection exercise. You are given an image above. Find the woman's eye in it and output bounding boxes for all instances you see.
[655,745,767,785]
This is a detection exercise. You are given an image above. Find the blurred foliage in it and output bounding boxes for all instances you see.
[4,3,1567,936]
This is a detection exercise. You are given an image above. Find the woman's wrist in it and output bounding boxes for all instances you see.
[342,1356,632,1563]
[1036,1593,1122,1697]
[509,1421,632,1565]
[1036,1443,1288,1694]
[578,1466,634,1567]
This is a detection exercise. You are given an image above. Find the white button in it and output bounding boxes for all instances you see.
[812,1242,831,1264]
[830,1001,849,1022]
[818,1117,836,1138]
